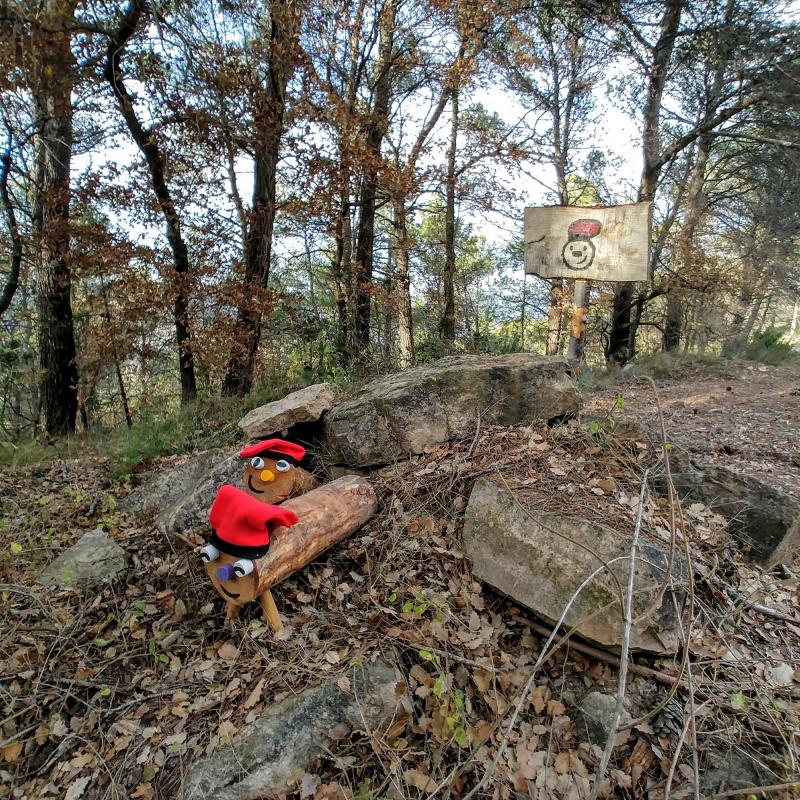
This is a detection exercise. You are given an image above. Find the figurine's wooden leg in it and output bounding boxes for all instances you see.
[260,589,283,632]
[224,601,241,626]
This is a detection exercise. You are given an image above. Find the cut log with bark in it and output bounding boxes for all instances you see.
[205,475,378,629]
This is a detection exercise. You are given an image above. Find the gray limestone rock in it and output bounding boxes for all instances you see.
[658,447,800,567]
[463,478,688,654]
[238,383,336,439]
[576,691,632,747]
[325,354,579,467]
[181,660,407,800]
[38,528,128,588]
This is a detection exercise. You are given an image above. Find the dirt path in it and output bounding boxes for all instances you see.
[587,362,800,499]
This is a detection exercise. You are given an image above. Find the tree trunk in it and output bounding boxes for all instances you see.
[663,291,683,352]
[105,0,197,403]
[607,0,683,365]
[546,280,563,355]
[724,262,763,354]
[99,275,132,427]
[352,0,395,358]
[0,131,22,318]
[31,8,79,435]
[440,85,459,343]
[392,197,414,367]
[221,0,301,395]
[332,186,353,366]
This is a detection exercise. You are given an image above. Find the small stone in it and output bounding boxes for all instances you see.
[577,692,632,747]
[239,383,336,439]
[38,529,128,588]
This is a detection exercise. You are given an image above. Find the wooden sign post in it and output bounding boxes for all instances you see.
[524,203,652,367]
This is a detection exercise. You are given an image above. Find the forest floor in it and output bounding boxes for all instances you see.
[1,361,799,800]
[587,361,800,498]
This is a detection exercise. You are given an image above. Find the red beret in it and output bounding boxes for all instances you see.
[209,484,298,558]
[568,218,602,238]
[239,438,306,464]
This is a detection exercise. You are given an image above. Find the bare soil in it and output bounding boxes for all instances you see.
[587,362,800,499]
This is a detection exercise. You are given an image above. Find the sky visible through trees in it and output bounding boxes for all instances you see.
[1,0,799,436]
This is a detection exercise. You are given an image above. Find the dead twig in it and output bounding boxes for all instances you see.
[589,469,648,800]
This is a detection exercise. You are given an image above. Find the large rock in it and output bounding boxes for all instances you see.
[122,449,232,517]
[239,383,336,439]
[463,479,687,654]
[38,528,128,588]
[325,355,578,466]
[123,448,241,535]
[660,448,800,567]
[157,453,242,535]
[181,660,407,800]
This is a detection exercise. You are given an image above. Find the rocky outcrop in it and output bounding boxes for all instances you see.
[463,479,687,654]
[123,448,241,535]
[181,660,407,800]
[659,448,800,567]
[38,529,128,588]
[239,383,336,440]
[325,355,579,466]
[122,449,232,518]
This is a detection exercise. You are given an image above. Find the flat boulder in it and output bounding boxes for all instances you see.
[239,383,336,439]
[181,660,407,800]
[463,479,687,654]
[661,448,800,568]
[325,355,578,466]
[38,528,128,588]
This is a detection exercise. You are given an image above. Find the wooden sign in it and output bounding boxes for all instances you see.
[524,202,652,282]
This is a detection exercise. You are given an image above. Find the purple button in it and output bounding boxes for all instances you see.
[217,564,236,582]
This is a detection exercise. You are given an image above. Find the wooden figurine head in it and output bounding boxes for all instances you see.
[239,439,306,504]
[201,485,298,607]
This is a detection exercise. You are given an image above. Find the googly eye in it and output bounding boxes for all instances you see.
[275,459,291,473]
[250,456,265,469]
[200,543,220,563]
[233,559,255,577]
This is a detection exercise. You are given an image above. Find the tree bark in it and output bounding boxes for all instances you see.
[546,280,563,355]
[352,0,396,358]
[0,130,22,318]
[31,6,79,435]
[221,0,302,395]
[391,198,415,367]
[333,188,353,366]
[440,84,459,343]
[607,0,683,365]
[105,0,197,403]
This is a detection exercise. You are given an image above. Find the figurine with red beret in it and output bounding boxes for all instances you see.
[240,438,319,504]
[202,484,298,625]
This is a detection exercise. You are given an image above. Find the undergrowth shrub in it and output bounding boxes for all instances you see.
[743,327,798,366]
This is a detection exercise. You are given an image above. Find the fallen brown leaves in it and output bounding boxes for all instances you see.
[1,419,798,799]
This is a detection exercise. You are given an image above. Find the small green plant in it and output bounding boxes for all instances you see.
[419,650,468,747]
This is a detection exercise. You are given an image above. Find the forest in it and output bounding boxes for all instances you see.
[0,0,798,439]
[3,3,800,798]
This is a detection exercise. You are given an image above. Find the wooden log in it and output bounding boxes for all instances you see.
[205,475,377,628]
